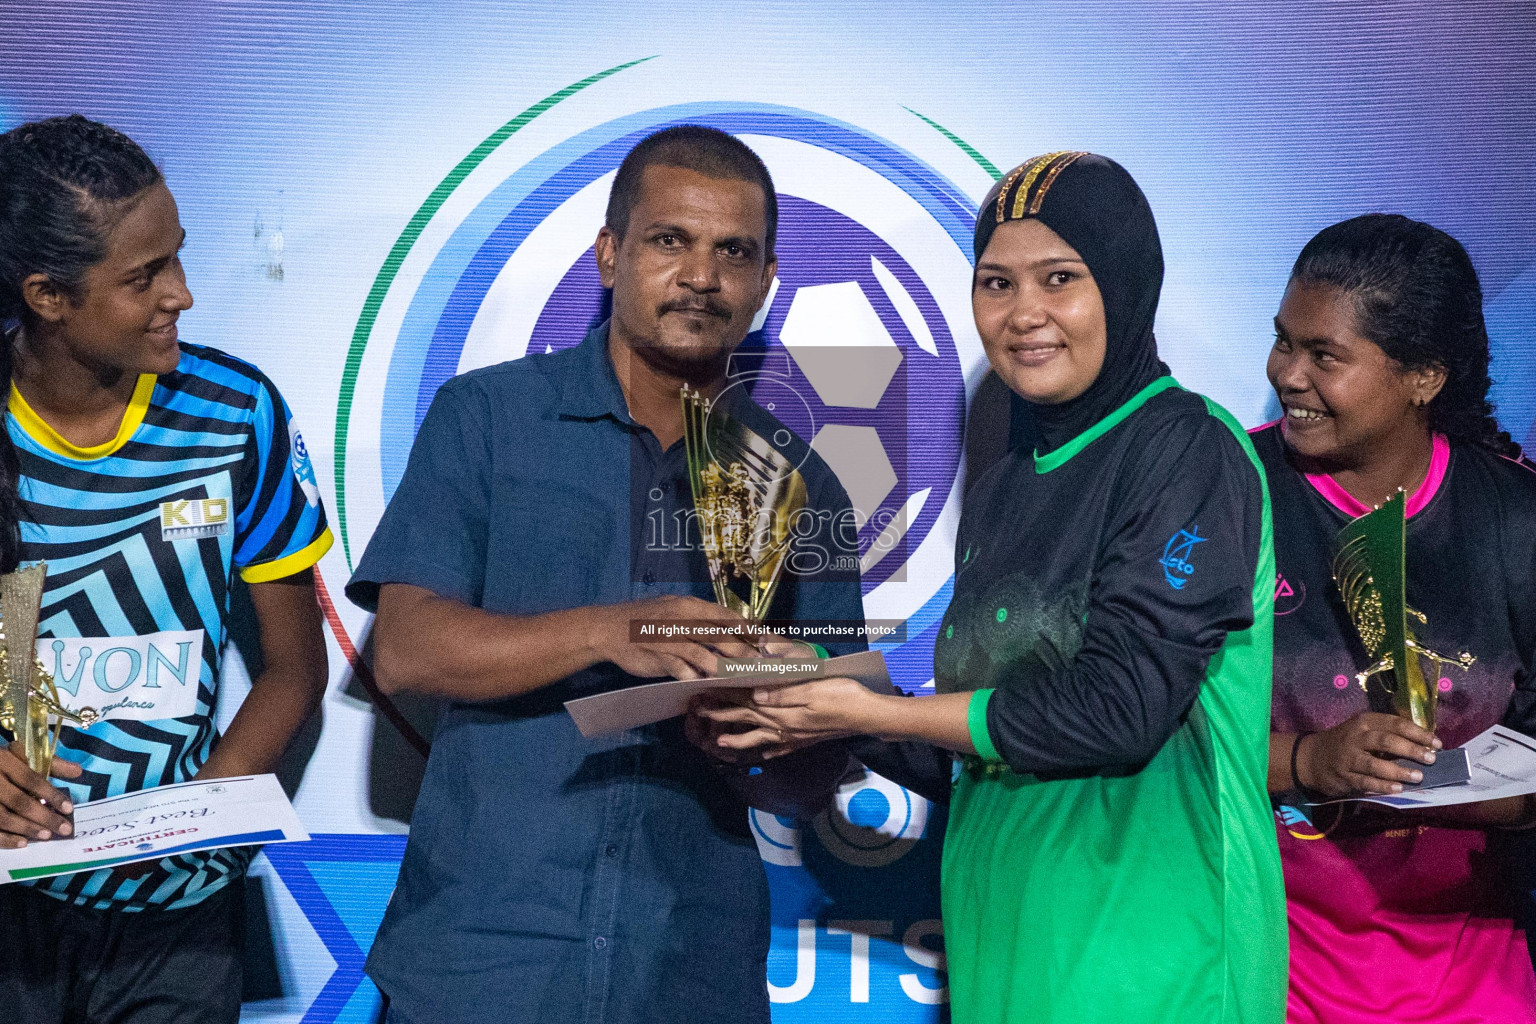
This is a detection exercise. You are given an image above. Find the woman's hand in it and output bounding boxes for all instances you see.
[691,677,883,760]
[1295,712,1441,798]
[0,743,82,848]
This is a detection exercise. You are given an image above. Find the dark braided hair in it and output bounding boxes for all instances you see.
[0,115,162,570]
[1290,213,1520,459]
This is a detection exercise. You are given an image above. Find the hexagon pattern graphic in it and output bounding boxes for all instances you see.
[810,425,897,526]
[779,281,904,409]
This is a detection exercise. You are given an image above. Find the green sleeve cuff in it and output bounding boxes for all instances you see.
[968,689,1002,762]
[808,643,830,659]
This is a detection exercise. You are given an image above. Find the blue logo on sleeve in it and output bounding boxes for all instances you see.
[288,420,321,508]
[1160,526,1206,590]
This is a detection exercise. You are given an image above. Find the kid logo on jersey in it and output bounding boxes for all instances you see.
[160,498,230,541]
[288,419,321,508]
[39,630,204,723]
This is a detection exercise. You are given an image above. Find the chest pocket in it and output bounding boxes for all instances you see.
[484,471,625,614]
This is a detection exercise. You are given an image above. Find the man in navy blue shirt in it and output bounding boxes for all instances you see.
[346,126,865,1024]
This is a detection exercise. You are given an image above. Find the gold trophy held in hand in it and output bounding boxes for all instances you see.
[0,563,97,788]
[681,385,807,632]
[1332,490,1473,733]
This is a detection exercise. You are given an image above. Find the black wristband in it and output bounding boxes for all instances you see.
[1290,732,1312,795]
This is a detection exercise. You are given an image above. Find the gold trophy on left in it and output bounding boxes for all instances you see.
[0,563,97,783]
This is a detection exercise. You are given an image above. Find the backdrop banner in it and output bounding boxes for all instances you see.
[3,3,1533,1021]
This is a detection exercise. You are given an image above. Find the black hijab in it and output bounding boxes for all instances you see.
[973,152,1169,456]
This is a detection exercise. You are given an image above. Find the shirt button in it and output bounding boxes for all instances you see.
[660,481,671,492]
[593,936,608,951]
[642,571,655,585]
[605,844,619,857]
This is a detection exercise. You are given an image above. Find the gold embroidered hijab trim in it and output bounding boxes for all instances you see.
[1028,152,1086,214]
[994,151,1089,223]
[994,161,1029,224]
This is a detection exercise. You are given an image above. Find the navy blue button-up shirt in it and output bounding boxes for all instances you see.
[347,325,864,1024]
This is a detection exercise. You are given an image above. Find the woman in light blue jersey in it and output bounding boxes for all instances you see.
[0,115,331,1024]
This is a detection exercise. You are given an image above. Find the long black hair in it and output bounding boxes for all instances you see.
[1290,213,1520,458]
[0,115,162,571]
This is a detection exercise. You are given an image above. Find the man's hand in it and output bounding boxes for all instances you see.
[0,743,82,848]
[1296,712,1440,798]
[375,586,813,702]
[684,700,762,764]
[584,595,782,681]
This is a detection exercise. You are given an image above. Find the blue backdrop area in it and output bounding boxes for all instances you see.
[2,3,1533,1021]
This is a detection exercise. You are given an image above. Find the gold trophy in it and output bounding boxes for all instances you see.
[1332,490,1473,733]
[681,385,808,624]
[0,563,97,777]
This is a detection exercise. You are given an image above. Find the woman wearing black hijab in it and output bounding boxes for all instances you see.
[699,153,1285,1022]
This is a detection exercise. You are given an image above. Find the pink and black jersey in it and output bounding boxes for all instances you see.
[1252,421,1536,1024]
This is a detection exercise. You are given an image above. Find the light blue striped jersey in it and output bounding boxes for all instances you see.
[7,342,330,911]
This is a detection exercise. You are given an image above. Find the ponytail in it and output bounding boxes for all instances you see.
[0,115,162,571]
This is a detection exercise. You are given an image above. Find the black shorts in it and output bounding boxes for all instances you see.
[0,881,243,1024]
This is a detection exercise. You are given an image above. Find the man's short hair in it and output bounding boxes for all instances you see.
[605,125,778,256]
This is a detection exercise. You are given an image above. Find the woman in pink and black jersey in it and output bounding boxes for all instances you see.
[1252,213,1536,1023]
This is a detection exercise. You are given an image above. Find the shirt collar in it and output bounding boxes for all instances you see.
[556,322,774,442]
[555,320,756,425]
[554,321,634,424]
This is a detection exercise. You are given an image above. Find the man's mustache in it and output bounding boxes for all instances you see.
[658,298,731,320]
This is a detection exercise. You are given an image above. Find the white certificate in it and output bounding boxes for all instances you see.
[1323,725,1536,810]
[0,774,308,885]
